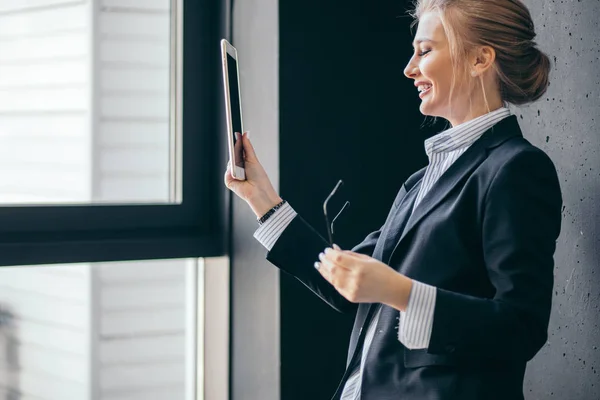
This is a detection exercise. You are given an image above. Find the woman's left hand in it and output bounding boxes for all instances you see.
[316,245,413,311]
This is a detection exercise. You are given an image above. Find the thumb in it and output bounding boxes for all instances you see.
[224,162,241,191]
[333,244,363,256]
[242,131,259,162]
[347,251,372,260]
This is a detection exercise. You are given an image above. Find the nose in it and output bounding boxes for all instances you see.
[404,57,418,79]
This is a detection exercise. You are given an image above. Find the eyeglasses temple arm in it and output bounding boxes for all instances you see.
[331,201,350,235]
[323,180,344,246]
[323,180,344,212]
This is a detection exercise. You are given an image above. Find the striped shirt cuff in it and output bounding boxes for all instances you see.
[398,280,437,349]
[253,202,298,251]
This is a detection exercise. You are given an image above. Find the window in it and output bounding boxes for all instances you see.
[0,0,226,266]
[0,258,201,399]
[1,0,177,205]
[0,0,228,398]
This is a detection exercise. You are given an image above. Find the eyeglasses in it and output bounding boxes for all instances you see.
[323,180,350,246]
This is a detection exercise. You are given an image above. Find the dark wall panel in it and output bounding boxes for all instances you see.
[278,1,438,399]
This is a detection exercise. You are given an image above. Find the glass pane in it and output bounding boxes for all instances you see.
[0,258,200,399]
[0,0,180,204]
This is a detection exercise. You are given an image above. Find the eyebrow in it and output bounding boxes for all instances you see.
[412,38,435,48]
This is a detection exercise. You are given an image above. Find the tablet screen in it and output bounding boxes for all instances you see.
[226,54,244,169]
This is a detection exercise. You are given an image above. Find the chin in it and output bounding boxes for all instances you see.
[419,101,436,116]
[419,98,445,119]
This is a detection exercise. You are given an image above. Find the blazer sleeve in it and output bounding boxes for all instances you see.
[427,149,563,362]
[266,214,382,313]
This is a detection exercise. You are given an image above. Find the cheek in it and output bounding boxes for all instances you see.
[419,58,434,79]
[420,57,444,90]
[421,55,453,87]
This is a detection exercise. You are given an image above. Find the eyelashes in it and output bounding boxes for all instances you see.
[418,49,431,57]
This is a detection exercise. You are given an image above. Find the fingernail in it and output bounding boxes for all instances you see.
[245,131,250,139]
[314,261,320,270]
[333,244,341,250]
[318,252,325,261]
[324,247,332,254]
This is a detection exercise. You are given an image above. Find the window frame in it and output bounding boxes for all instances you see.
[0,0,228,267]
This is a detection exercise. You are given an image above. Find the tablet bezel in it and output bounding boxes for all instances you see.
[220,39,246,180]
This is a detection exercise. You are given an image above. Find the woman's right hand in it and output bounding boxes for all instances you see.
[224,131,283,218]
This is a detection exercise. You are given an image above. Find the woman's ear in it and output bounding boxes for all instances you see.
[472,45,496,76]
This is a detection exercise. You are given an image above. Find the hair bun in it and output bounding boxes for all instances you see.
[411,0,551,106]
[500,45,551,105]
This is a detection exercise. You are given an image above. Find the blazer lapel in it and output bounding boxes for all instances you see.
[387,115,523,265]
[346,167,427,365]
[378,179,423,263]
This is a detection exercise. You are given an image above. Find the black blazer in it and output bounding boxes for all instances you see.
[265,115,563,400]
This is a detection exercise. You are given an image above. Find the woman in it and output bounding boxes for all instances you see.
[225,0,563,399]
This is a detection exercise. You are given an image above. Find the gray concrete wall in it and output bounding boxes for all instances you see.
[230,0,280,399]
[516,1,600,399]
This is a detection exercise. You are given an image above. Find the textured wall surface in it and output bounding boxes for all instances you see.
[515,1,600,399]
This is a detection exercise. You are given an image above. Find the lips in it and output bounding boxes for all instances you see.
[418,85,432,98]
[415,81,432,99]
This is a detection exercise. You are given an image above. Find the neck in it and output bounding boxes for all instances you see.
[447,82,504,127]
[448,101,504,127]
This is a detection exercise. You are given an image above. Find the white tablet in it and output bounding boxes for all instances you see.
[221,39,246,180]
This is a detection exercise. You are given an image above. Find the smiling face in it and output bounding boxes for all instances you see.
[406,0,546,121]
[404,11,466,124]
[404,10,505,126]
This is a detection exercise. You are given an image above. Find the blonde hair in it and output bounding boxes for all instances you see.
[410,0,551,112]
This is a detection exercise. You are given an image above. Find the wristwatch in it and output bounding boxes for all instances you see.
[257,200,287,225]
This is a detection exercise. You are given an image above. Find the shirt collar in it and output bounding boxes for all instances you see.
[424,107,512,158]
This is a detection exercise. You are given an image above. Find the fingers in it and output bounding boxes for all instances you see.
[223,160,237,191]
[241,131,258,162]
[332,244,369,259]
[331,244,372,260]
[314,258,331,282]
[315,251,337,285]
[315,247,370,280]
[347,252,372,260]
[315,250,361,303]
[323,247,355,269]
[315,247,352,279]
